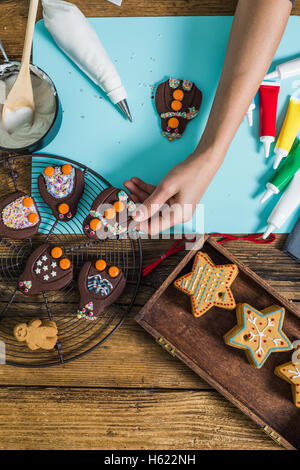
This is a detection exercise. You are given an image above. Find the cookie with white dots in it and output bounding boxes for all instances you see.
[77,259,126,320]
[18,243,73,296]
[0,192,41,239]
[38,164,85,222]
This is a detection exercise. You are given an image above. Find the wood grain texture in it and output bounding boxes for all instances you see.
[0,387,278,450]
[0,0,299,451]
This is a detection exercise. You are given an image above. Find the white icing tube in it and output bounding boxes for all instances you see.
[262,170,300,239]
[42,0,131,119]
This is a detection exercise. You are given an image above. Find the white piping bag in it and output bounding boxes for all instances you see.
[42,0,132,121]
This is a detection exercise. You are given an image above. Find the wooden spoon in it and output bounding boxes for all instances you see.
[2,0,39,133]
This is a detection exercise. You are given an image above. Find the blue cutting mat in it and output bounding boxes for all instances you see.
[33,16,300,233]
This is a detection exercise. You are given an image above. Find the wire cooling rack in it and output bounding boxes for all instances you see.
[0,153,142,367]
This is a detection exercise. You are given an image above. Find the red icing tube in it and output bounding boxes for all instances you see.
[259,81,280,158]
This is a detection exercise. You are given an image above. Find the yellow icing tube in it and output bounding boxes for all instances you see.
[274,96,300,169]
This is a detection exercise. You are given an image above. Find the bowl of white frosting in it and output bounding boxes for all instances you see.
[0,60,62,152]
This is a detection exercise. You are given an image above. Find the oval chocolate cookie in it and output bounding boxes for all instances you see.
[0,192,41,240]
[18,243,73,296]
[83,187,136,240]
[38,164,85,221]
[77,259,126,320]
[155,78,202,141]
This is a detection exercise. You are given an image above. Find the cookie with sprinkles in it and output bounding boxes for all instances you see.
[18,243,73,296]
[0,192,41,240]
[224,303,292,369]
[155,78,202,141]
[38,164,85,222]
[77,259,126,320]
[174,251,238,318]
[83,187,137,240]
[274,342,300,407]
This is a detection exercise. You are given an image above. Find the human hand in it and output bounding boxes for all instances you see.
[124,150,223,235]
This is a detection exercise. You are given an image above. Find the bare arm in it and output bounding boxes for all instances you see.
[125,0,292,234]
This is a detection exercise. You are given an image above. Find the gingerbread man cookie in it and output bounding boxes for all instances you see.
[14,319,58,351]
[18,243,73,295]
[38,164,85,221]
[77,259,126,320]
[174,251,238,317]
[155,78,202,141]
[224,303,292,368]
[0,192,40,239]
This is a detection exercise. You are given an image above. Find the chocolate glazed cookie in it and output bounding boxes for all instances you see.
[77,259,126,320]
[0,192,41,239]
[38,164,85,221]
[83,187,136,240]
[18,243,73,296]
[155,78,202,141]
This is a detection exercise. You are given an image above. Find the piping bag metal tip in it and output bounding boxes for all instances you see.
[0,39,9,62]
[117,99,133,122]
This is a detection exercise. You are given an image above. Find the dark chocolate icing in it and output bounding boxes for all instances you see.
[18,243,73,296]
[38,164,85,222]
[0,191,41,240]
[77,260,126,320]
[155,78,202,141]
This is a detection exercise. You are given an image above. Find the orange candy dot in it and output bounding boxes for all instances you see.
[23,197,34,208]
[104,208,116,220]
[173,89,184,101]
[90,218,102,231]
[44,166,55,177]
[51,247,63,259]
[62,164,73,175]
[113,201,125,213]
[168,117,179,129]
[59,258,71,270]
[27,212,39,224]
[58,203,70,215]
[108,266,120,278]
[95,259,107,271]
[171,100,182,111]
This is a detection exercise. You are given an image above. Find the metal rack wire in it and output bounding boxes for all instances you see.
[0,153,142,367]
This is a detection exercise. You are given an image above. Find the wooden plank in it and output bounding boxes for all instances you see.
[0,387,278,450]
[136,237,300,449]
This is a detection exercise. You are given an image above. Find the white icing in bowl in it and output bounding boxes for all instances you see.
[0,65,57,149]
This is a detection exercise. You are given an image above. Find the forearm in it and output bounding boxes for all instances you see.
[195,0,292,160]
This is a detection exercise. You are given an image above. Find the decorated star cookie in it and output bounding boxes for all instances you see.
[14,319,58,351]
[18,243,73,296]
[275,341,300,407]
[38,164,85,221]
[77,259,126,320]
[224,303,292,368]
[174,251,238,317]
[155,78,202,141]
[83,187,136,240]
[0,192,40,239]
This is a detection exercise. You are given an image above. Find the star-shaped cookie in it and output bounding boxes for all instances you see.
[224,303,292,368]
[174,251,238,317]
[275,360,300,407]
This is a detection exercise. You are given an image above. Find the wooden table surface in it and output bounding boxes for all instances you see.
[1,0,300,451]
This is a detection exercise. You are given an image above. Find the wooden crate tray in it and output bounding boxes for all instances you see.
[135,236,300,450]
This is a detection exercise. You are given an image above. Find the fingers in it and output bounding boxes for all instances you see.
[130,177,156,194]
[136,203,185,235]
[134,180,177,222]
[124,179,152,203]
